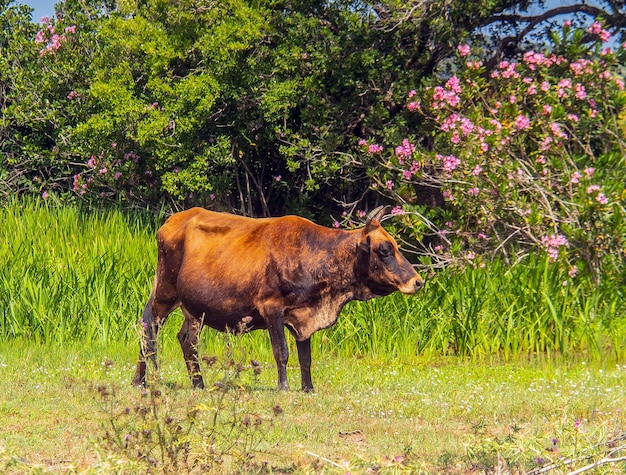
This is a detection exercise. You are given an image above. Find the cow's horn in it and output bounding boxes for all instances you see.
[366,205,388,223]
[364,205,389,233]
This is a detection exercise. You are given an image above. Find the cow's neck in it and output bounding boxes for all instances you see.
[311,229,371,302]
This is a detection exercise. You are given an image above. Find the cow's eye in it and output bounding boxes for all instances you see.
[377,245,392,258]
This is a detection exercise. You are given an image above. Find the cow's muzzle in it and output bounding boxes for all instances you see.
[398,275,425,295]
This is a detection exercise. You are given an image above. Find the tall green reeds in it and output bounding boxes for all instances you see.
[0,198,157,344]
[1,198,624,362]
[331,257,626,361]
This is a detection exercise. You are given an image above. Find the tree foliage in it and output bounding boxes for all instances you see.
[0,0,624,276]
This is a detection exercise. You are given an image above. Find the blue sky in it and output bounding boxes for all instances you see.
[18,0,56,22]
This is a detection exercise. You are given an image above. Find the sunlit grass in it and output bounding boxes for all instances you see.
[0,341,625,473]
[1,198,624,362]
[1,198,626,472]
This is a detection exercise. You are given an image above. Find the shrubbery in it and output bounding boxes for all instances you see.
[1,0,625,278]
[363,22,625,279]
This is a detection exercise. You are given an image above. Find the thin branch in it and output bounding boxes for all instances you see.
[484,4,610,70]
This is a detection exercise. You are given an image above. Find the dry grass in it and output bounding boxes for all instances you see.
[1,340,625,474]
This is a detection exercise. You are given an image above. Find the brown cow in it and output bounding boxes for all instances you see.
[132,206,423,392]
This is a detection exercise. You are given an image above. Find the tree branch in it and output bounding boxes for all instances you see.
[483,4,614,71]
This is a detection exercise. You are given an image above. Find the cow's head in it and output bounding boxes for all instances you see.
[357,206,424,298]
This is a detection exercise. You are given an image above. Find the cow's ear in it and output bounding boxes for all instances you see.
[364,205,388,234]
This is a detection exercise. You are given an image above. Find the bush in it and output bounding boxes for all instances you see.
[365,21,625,280]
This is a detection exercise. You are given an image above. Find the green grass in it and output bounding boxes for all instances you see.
[0,198,158,343]
[1,198,626,473]
[2,198,624,360]
[0,341,625,474]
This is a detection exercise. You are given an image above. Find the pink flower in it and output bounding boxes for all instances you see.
[459,117,474,135]
[584,167,595,178]
[477,233,487,240]
[99,167,108,175]
[358,138,367,146]
[35,30,46,44]
[445,76,462,94]
[408,90,417,98]
[471,165,482,176]
[558,79,571,89]
[587,185,601,194]
[391,206,405,215]
[87,156,96,168]
[395,139,415,162]
[49,34,63,50]
[42,191,49,199]
[65,25,77,34]
[574,83,587,100]
[542,104,552,115]
[564,20,571,27]
[540,136,553,151]
[114,172,122,180]
[540,81,551,92]
[407,101,421,111]
[332,220,340,228]
[442,189,454,201]
[568,265,578,278]
[367,144,383,154]
[541,234,569,261]
[550,122,568,139]
[468,187,479,196]
[596,193,608,205]
[441,113,460,132]
[567,113,579,122]
[514,114,531,131]
[438,154,461,172]
[385,180,394,190]
[588,21,602,35]
[457,44,471,56]
[570,172,582,184]
[432,85,460,108]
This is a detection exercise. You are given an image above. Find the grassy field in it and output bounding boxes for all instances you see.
[1,340,625,474]
[1,198,625,473]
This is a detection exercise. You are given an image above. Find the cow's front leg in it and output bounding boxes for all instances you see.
[266,312,289,391]
[296,338,314,392]
[178,310,205,389]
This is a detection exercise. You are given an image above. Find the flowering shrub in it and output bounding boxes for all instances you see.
[366,22,625,279]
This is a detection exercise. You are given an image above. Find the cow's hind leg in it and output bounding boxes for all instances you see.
[178,309,205,389]
[132,292,177,387]
[133,294,159,387]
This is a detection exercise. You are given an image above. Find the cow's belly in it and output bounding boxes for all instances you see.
[177,277,264,331]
